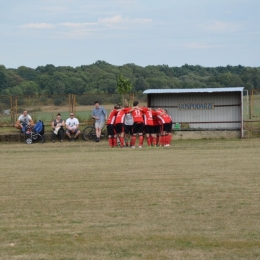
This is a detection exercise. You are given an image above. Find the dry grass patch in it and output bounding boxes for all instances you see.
[0,139,260,259]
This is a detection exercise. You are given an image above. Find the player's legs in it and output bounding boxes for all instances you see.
[115,123,124,147]
[145,125,151,146]
[137,123,144,147]
[131,123,139,147]
[107,124,115,147]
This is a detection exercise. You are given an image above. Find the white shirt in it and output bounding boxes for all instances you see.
[18,114,32,124]
[124,113,134,126]
[66,118,79,129]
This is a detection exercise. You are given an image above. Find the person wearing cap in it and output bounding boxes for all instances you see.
[65,113,80,141]
[91,101,107,142]
[14,110,34,132]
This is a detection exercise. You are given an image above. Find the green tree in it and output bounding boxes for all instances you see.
[17,66,39,81]
[5,70,24,88]
[53,81,66,94]
[65,77,85,94]
[216,72,243,87]
[0,65,7,92]
[20,81,40,95]
[240,68,260,89]
[133,76,147,92]
[9,85,23,96]
[117,74,132,105]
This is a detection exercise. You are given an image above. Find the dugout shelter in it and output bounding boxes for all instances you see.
[143,87,244,138]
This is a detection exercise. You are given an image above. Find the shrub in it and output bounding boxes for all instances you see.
[53,96,66,106]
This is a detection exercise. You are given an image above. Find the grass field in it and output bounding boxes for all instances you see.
[0,139,260,259]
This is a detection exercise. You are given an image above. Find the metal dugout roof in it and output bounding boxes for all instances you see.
[143,87,244,94]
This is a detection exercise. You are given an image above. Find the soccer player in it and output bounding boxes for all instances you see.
[124,106,134,147]
[114,106,131,147]
[106,105,119,147]
[131,101,144,148]
[152,110,161,147]
[156,109,173,146]
[142,107,155,147]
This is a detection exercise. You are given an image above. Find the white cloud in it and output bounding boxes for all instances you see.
[184,43,222,50]
[20,14,152,31]
[20,23,55,29]
[132,18,153,24]
[56,28,103,39]
[60,22,98,28]
[98,15,152,26]
[204,21,242,33]
[98,15,125,25]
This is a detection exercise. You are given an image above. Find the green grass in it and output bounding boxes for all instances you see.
[0,139,260,259]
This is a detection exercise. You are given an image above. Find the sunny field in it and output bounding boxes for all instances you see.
[0,139,260,260]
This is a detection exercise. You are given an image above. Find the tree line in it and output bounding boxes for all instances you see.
[0,61,260,97]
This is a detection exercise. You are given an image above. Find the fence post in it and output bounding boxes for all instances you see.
[68,94,71,113]
[10,96,17,124]
[249,90,254,119]
[68,94,76,115]
[73,95,76,116]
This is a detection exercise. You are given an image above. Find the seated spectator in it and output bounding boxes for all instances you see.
[51,113,65,143]
[65,113,80,141]
[14,110,34,132]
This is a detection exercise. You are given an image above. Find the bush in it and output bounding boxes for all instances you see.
[39,95,48,105]
[0,103,6,114]
[108,95,121,105]
[76,95,104,106]
[53,96,66,106]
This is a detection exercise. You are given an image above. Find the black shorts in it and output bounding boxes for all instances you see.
[154,125,161,134]
[144,125,154,134]
[124,125,133,135]
[133,122,144,135]
[115,123,124,134]
[107,124,115,136]
[162,123,172,132]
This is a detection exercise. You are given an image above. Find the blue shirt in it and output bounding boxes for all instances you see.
[91,106,107,123]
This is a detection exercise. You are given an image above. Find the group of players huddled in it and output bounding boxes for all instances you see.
[106,101,172,148]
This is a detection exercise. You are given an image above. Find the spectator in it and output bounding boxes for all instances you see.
[51,113,65,143]
[65,113,80,141]
[14,110,34,132]
[91,101,107,142]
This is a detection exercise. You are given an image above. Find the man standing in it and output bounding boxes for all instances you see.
[65,113,80,141]
[14,110,34,132]
[91,101,107,142]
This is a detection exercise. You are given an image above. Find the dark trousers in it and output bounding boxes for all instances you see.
[52,129,64,141]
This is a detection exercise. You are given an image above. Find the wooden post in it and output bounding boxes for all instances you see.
[10,96,18,124]
[73,95,76,116]
[249,90,252,119]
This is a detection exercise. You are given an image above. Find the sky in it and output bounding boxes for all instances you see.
[0,0,259,69]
